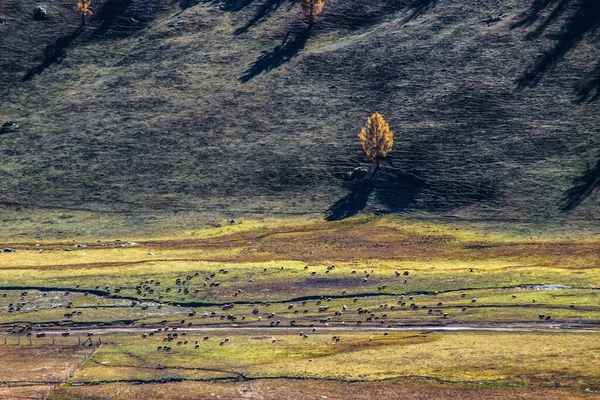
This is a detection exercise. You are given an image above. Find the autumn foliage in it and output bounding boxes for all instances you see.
[358,112,394,161]
[75,0,93,25]
[300,0,324,25]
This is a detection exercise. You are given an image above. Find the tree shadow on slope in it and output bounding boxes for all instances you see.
[240,27,310,82]
[94,0,165,37]
[205,0,256,13]
[560,159,600,211]
[325,160,501,221]
[94,0,134,36]
[234,0,293,35]
[22,25,84,82]
[404,0,438,23]
[576,61,600,103]
[512,0,600,89]
[325,182,374,221]
[179,0,200,10]
[325,166,426,221]
[314,0,436,33]
[233,0,438,40]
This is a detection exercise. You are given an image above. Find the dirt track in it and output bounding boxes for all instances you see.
[4,323,600,337]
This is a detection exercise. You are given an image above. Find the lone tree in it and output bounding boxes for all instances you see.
[75,0,92,26]
[358,112,394,170]
[300,0,324,26]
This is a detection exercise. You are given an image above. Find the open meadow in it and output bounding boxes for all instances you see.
[1,216,599,398]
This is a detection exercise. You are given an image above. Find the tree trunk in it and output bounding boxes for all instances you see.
[369,158,381,181]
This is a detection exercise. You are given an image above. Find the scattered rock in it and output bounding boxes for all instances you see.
[1,121,19,133]
[482,15,502,26]
[168,20,185,28]
[348,167,369,181]
[33,6,48,21]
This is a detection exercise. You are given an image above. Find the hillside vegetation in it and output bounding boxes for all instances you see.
[0,0,598,236]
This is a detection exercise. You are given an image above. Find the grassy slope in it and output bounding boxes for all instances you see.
[0,0,598,237]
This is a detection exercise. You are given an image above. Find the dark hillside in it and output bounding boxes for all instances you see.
[0,0,598,234]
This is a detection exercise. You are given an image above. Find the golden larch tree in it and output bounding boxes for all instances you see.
[75,0,93,25]
[300,0,324,25]
[358,112,394,163]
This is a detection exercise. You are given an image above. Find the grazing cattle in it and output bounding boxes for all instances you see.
[471,298,478,303]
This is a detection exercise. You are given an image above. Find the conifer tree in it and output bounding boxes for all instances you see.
[358,112,394,165]
[76,0,93,26]
[300,0,324,26]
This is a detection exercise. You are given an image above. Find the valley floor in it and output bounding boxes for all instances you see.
[1,216,599,399]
